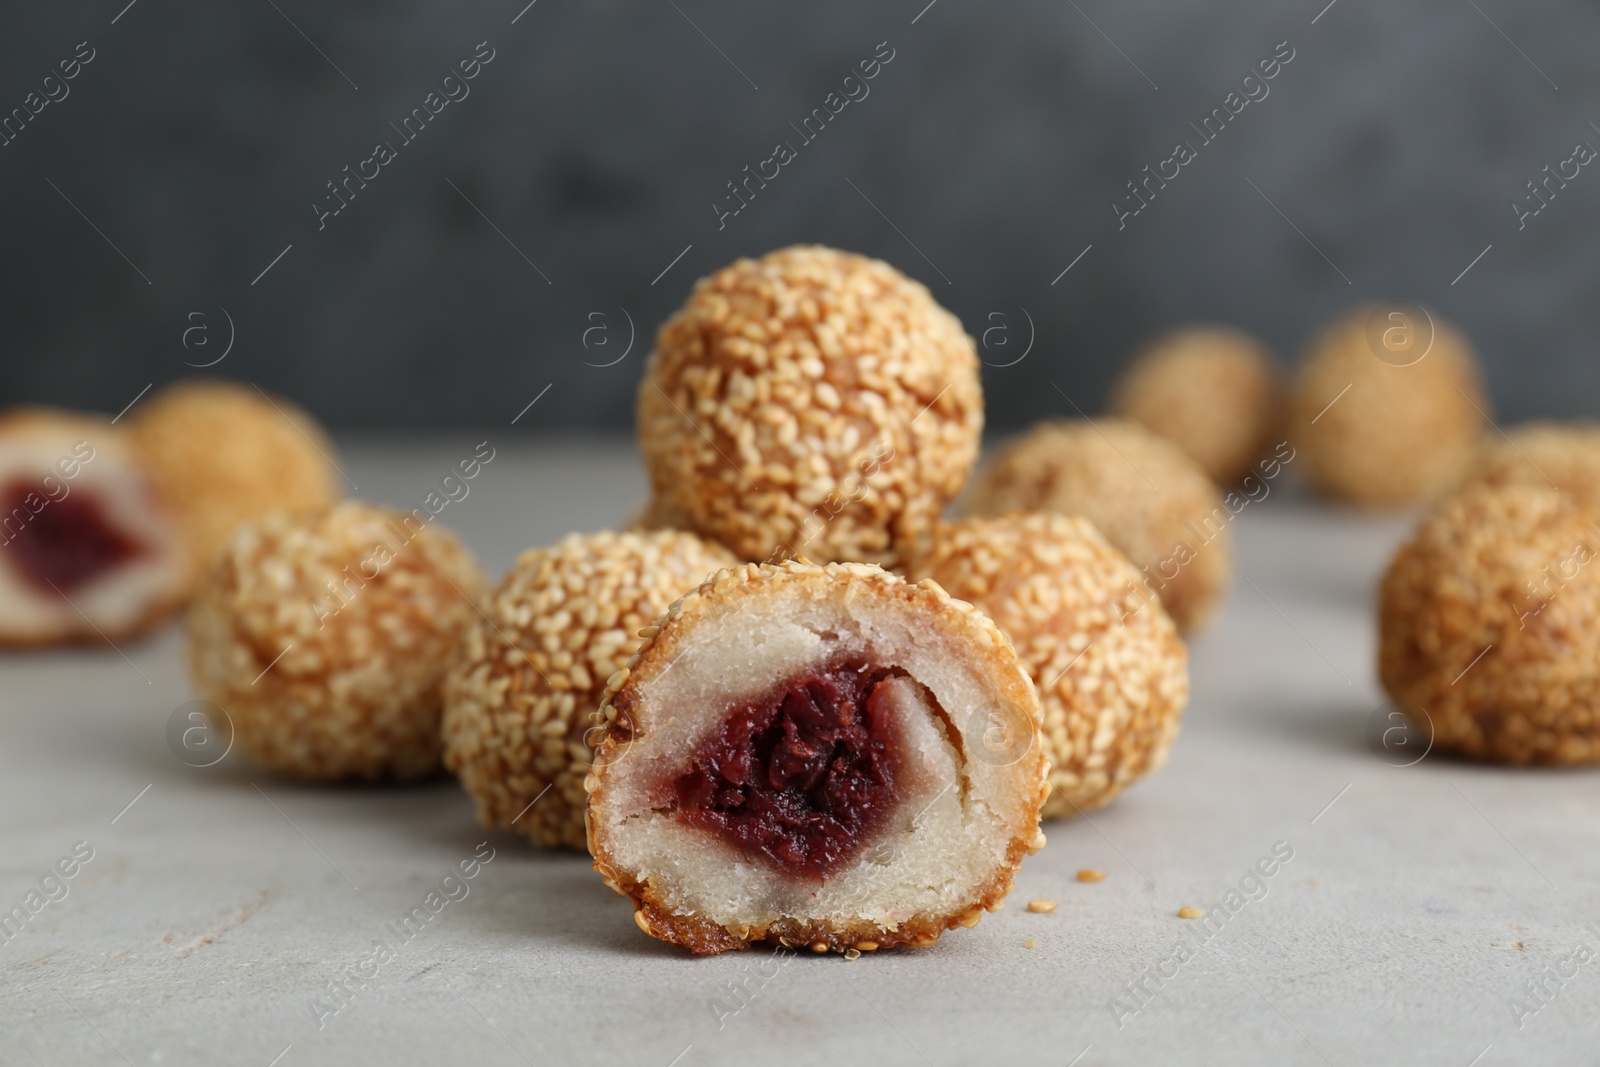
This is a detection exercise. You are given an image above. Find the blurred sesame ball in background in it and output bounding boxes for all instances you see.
[962,418,1234,633]
[635,245,983,568]
[1289,304,1488,508]
[1109,323,1283,486]
[130,378,342,587]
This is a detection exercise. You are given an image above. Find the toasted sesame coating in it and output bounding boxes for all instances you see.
[1379,484,1600,765]
[961,419,1233,632]
[587,559,1049,955]
[441,529,737,850]
[130,379,341,583]
[1109,324,1283,486]
[907,515,1188,816]
[636,245,983,567]
[1460,421,1600,516]
[1289,306,1488,507]
[187,501,488,780]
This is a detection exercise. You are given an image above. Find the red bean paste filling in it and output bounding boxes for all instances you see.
[1,479,144,596]
[671,659,915,880]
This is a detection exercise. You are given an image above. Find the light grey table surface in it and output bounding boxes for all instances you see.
[3,436,1596,1067]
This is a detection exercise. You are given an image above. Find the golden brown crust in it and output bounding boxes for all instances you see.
[1289,306,1488,507]
[0,407,185,645]
[586,559,1048,955]
[636,245,982,567]
[907,514,1189,816]
[441,529,737,849]
[1378,484,1600,765]
[961,418,1232,632]
[1109,324,1283,486]
[621,888,1005,956]
[130,378,341,584]
[187,501,487,780]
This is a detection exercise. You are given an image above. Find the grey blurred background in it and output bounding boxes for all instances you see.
[0,0,1595,432]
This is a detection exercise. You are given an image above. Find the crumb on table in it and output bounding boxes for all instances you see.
[1077,868,1106,883]
[1177,905,1204,919]
[1027,899,1058,914]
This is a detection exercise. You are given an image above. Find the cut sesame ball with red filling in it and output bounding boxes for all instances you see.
[1,478,147,596]
[0,408,185,646]
[586,560,1049,956]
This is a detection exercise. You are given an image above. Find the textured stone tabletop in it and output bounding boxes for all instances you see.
[3,437,1596,1066]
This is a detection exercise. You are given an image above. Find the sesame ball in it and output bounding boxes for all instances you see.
[1379,484,1600,765]
[131,379,342,581]
[962,418,1233,632]
[1109,324,1282,486]
[187,501,488,780]
[441,530,737,850]
[636,245,983,566]
[1289,306,1488,507]
[1460,421,1600,516]
[907,515,1189,816]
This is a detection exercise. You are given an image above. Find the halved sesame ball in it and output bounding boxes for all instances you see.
[1379,484,1600,765]
[1460,421,1600,516]
[1109,324,1282,486]
[586,560,1048,955]
[906,515,1189,816]
[187,501,488,780]
[1289,306,1487,507]
[0,408,185,645]
[636,245,983,567]
[130,379,341,583]
[441,530,737,850]
[962,418,1233,632]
